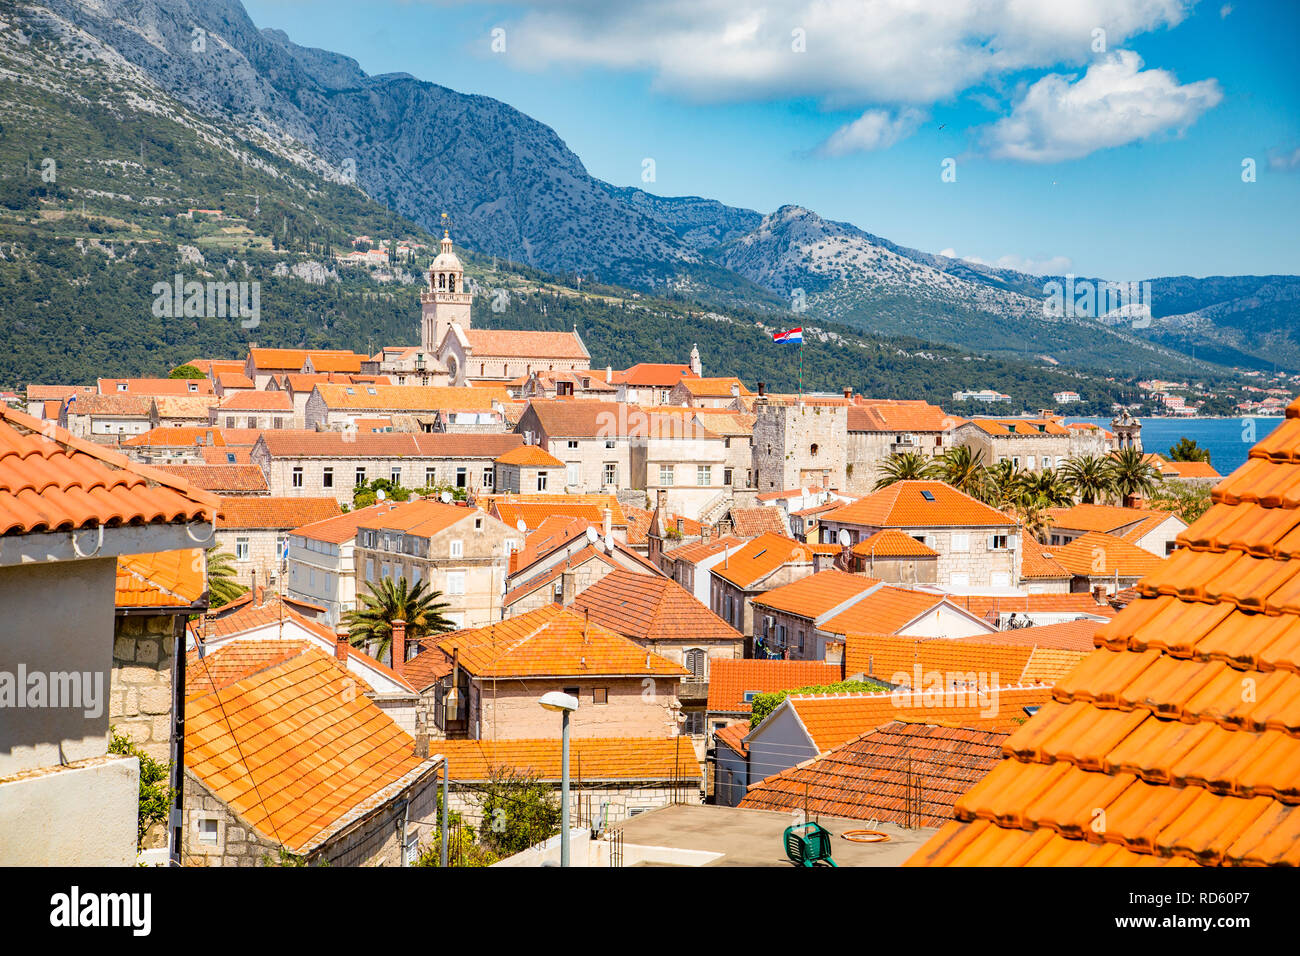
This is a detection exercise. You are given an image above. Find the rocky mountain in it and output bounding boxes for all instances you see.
[17,0,1300,375]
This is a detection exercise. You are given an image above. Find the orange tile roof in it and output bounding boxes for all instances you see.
[751,569,881,619]
[969,417,1071,436]
[908,395,1300,868]
[185,639,316,697]
[355,499,475,538]
[845,633,1036,686]
[739,721,1009,825]
[679,377,752,398]
[0,408,218,536]
[65,394,154,417]
[947,593,1117,620]
[729,506,788,538]
[314,384,507,412]
[425,603,689,679]
[495,444,564,467]
[785,685,1053,751]
[974,619,1102,651]
[1049,503,1176,535]
[571,568,742,644]
[507,515,593,574]
[710,532,811,589]
[123,426,262,448]
[820,586,951,636]
[824,481,1017,529]
[487,494,626,531]
[215,391,293,412]
[706,659,844,713]
[852,529,939,558]
[1048,531,1166,578]
[215,496,340,530]
[155,463,268,494]
[624,506,704,546]
[288,501,409,544]
[714,720,750,756]
[115,549,205,610]
[847,400,960,433]
[27,384,93,402]
[98,378,215,396]
[1161,459,1222,479]
[305,353,365,373]
[663,535,746,566]
[1019,531,1072,579]
[184,360,245,377]
[464,328,589,360]
[216,372,256,389]
[247,348,354,370]
[437,737,700,782]
[185,646,432,853]
[610,364,698,387]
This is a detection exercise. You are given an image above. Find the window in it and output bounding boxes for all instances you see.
[322,467,333,488]
[482,467,493,488]
[355,466,366,486]
[685,649,706,679]
[1026,456,1037,471]
[456,467,467,489]
[567,440,579,450]
[291,467,303,488]
[450,539,463,558]
[116,382,128,392]
[604,463,617,486]
[247,417,257,430]
[504,538,518,554]
[605,439,616,449]
[446,571,465,595]
[198,819,219,846]
[723,467,733,486]
[391,467,402,484]
[696,465,712,486]
[365,558,374,582]
[536,471,548,491]
[593,687,608,705]
[990,534,1010,551]
[742,691,759,704]
[659,465,674,486]
[275,535,287,560]
[474,517,483,531]
[950,572,970,588]
[567,463,581,487]
[951,532,969,552]
[235,537,250,561]
[273,417,283,429]
[425,467,437,486]
[226,416,235,428]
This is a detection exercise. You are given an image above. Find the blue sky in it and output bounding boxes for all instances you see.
[244,0,1299,279]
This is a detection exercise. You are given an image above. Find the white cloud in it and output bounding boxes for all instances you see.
[982,50,1221,162]
[816,108,925,156]
[1269,146,1300,172]
[1220,4,1233,17]
[484,1,1192,106]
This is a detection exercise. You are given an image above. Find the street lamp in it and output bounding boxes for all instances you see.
[539,691,580,866]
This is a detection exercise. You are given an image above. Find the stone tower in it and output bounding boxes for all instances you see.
[689,343,703,377]
[1111,408,1143,452]
[420,219,472,353]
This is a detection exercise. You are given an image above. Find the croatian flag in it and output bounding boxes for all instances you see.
[773,327,803,344]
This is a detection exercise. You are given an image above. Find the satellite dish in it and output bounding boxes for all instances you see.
[517,519,528,533]
[585,526,599,545]
[440,491,453,504]
[838,529,851,549]
[603,534,615,553]
[376,489,387,502]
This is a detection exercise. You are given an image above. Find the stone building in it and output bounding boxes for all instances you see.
[709,532,819,639]
[182,642,440,867]
[303,384,508,432]
[751,398,851,494]
[214,496,341,590]
[845,400,961,493]
[403,604,688,743]
[954,414,1115,472]
[493,443,566,494]
[210,390,293,430]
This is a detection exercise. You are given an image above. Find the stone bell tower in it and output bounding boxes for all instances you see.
[420,214,472,352]
[1111,407,1143,452]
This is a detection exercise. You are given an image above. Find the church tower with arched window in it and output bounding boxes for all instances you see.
[420,220,472,353]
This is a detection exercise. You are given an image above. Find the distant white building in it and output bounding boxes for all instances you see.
[953,389,1012,403]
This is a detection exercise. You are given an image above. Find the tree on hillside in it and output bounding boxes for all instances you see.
[343,576,456,667]
[1168,437,1212,464]
[169,363,206,379]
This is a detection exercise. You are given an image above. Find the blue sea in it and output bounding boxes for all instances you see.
[1065,416,1285,475]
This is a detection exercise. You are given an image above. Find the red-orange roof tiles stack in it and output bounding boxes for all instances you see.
[706,659,845,713]
[438,737,701,781]
[571,567,742,644]
[908,395,1300,867]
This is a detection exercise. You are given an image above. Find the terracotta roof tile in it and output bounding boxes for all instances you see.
[115,549,205,609]
[486,493,626,531]
[0,408,219,536]
[155,464,268,494]
[437,737,700,781]
[710,532,811,589]
[714,720,750,756]
[495,444,564,467]
[247,348,355,370]
[1049,531,1166,578]
[572,568,742,644]
[314,384,507,412]
[184,646,433,852]
[422,603,689,679]
[729,506,788,538]
[706,659,844,713]
[751,569,881,619]
[215,391,293,412]
[847,400,960,433]
[663,535,746,566]
[820,586,952,636]
[610,364,697,387]
[973,619,1102,651]
[123,426,262,448]
[98,378,214,396]
[464,329,589,360]
[740,721,1009,825]
[679,377,752,398]
[1020,532,1072,579]
[1049,503,1178,535]
[845,633,1036,686]
[908,394,1300,867]
[852,529,939,558]
[215,495,339,530]
[286,502,397,544]
[824,481,1017,529]
[946,593,1118,620]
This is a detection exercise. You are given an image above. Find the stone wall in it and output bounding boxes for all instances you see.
[181,771,279,867]
[318,771,440,867]
[111,613,178,764]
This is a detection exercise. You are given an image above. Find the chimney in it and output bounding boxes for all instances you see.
[391,619,407,675]
[602,507,613,538]
[655,489,667,515]
[414,734,430,759]
[757,381,766,397]
[730,383,740,398]
[561,571,577,605]
[702,524,712,541]
[335,628,350,664]
[605,365,613,384]
[843,387,852,400]
[676,517,685,536]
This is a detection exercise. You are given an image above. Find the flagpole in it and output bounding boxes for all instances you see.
[798,340,804,403]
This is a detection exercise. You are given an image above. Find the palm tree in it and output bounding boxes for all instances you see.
[873,451,936,490]
[205,548,246,608]
[931,444,990,502]
[1108,447,1162,503]
[1061,454,1114,504]
[343,576,456,667]
[1021,468,1074,508]
[986,459,1028,511]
